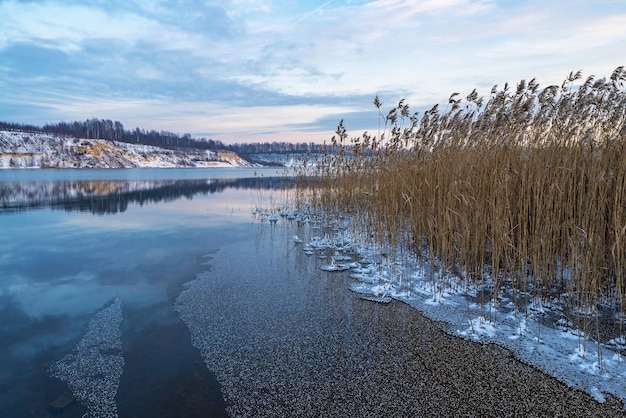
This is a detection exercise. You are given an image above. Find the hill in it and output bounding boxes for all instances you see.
[0,130,256,169]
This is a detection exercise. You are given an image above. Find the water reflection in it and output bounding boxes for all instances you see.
[0,177,299,214]
[0,171,300,417]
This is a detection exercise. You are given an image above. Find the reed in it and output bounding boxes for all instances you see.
[304,67,626,352]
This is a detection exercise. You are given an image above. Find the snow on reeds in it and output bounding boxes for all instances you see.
[293,67,626,388]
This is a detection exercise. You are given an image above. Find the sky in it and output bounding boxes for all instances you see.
[1,0,625,144]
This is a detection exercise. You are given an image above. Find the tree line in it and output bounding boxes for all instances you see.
[0,119,330,155]
[226,141,324,155]
[0,119,225,150]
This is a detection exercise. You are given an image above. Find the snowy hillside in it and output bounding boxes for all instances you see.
[0,130,256,169]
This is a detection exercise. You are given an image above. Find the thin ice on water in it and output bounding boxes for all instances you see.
[50,296,124,418]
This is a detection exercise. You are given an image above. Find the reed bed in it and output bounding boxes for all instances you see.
[301,67,626,351]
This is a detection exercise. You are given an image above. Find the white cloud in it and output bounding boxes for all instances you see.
[228,0,272,18]
[244,0,625,106]
[0,0,207,53]
[2,88,357,141]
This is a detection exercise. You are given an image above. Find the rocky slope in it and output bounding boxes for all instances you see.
[0,130,255,168]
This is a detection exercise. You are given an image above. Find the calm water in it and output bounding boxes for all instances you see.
[3,168,615,417]
[0,168,287,417]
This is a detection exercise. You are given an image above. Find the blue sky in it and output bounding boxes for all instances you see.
[1,0,625,143]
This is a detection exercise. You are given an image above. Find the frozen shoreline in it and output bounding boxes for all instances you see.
[292,213,626,409]
[174,215,625,416]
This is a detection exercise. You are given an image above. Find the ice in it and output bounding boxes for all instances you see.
[458,316,497,340]
[320,257,357,272]
[331,251,352,262]
[50,296,124,418]
[359,295,392,303]
[308,234,333,250]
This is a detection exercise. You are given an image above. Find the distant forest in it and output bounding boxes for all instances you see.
[0,119,329,155]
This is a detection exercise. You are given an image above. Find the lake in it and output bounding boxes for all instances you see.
[2,168,623,418]
[0,167,289,417]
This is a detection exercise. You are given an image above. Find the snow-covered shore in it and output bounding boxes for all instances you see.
[0,130,256,169]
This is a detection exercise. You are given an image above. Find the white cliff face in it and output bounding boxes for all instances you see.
[0,130,256,168]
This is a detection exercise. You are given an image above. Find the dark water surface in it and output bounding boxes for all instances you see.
[0,168,284,418]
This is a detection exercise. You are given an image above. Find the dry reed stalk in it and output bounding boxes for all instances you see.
[300,67,626,353]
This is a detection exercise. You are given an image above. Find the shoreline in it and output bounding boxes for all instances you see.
[177,220,626,416]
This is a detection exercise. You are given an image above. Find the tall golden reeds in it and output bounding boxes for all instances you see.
[304,67,626,349]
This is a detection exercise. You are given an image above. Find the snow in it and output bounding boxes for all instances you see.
[458,316,498,340]
[0,130,256,169]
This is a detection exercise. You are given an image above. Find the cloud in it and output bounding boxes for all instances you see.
[1,0,625,142]
[1,1,152,51]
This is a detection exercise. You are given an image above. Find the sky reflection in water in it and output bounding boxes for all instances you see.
[0,169,291,417]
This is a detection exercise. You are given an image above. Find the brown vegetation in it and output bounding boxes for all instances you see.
[300,67,626,348]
